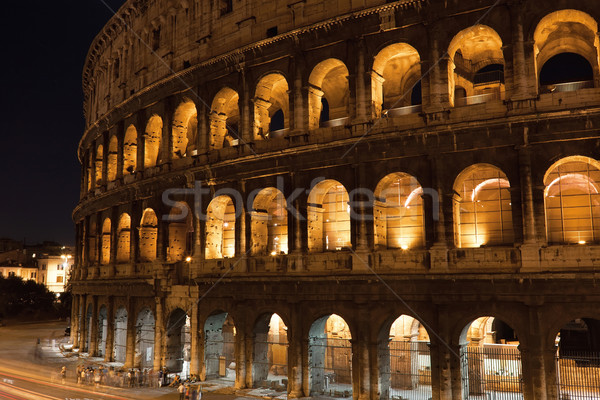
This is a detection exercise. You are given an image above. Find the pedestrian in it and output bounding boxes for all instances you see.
[178,383,186,400]
[60,366,67,384]
[94,370,101,388]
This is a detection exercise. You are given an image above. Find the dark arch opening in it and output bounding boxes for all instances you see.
[269,109,285,132]
[410,81,422,106]
[319,97,330,125]
[474,64,504,85]
[491,318,518,343]
[540,53,593,87]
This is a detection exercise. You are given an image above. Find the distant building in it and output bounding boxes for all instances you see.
[35,254,73,294]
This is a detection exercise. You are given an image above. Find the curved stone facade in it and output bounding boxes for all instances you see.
[72,1,600,399]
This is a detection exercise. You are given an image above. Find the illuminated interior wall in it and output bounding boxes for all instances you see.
[88,219,98,265]
[210,88,240,150]
[308,59,349,128]
[544,157,600,244]
[107,135,118,182]
[454,165,513,248]
[167,202,192,262]
[308,180,351,252]
[254,73,289,139]
[389,315,430,342]
[101,218,112,265]
[374,173,424,250]
[251,188,288,255]
[95,144,104,187]
[144,115,163,168]
[372,43,421,116]
[139,209,158,262]
[123,125,137,175]
[172,100,198,158]
[205,196,236,259]
[116,213,131,263]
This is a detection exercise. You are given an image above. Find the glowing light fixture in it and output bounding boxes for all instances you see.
[185,256,192,262]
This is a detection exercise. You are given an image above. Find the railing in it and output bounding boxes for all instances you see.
[268,128,289,139]
[541,80,594,94]
[474,70,504,85]
[320,117,349,128]
[557,351,600,399]
[387,341,432,400]
[455,92,502,107]
[385,104,422,117]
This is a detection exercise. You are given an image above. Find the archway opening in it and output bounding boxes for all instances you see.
[116,213,131,263]
[139,209,158,261]
[555,318,600,397]
[172,100,198,158]
[308,59,349,129]
[459,317,522,399]
[251,188,288,256]
[252,313,289,389]
[135,308,155,369]
[144,115,163,168]
[204,312,236,383]
[540,53,594,92]
[374,173,425,250]
[107,135,118,182]
[167,202,193,262]
[97,305,108,357]
[123,125,138,175]
[166,308,191,378]
[254,73,289,139]
[205,196,236,259]
[88,219,98,265]
[308,314,352,398]
[378,315,431,400]
[95,144,104,187]
[86,304,93,352]
[113,307,128,363]
[307,180,351,252]
[453,164,514,248]
[210,88,240,150]
[544,156,600,244]
[101,218,112,265]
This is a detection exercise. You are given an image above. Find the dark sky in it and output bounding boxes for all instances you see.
[0,0,127,245]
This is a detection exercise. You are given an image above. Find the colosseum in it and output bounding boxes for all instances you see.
[71,0,600,398]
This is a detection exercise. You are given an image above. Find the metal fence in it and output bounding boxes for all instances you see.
[389,341,432,400]
[310,337,353,397]
[556,351,600,399]
[461,345,523,400]
[253,337,289,389]
[540,80,594,94]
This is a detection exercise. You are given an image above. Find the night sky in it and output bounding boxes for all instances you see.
[0,1,126,245]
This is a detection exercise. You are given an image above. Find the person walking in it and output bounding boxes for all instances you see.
[60,366,67,384]
[178,383,186,400]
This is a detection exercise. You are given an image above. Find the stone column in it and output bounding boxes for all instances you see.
[104,296,115,362]
[235,329,247,389]
[245,332,255,388]
[70,295,80,345]
[510,6,538,99]
[137,113,146,173]
[89,295,99,356]
[239,66,253,145]
[153,297,164,371]
[291,50,307,134]
[101,134,109,188]
[288,327,304,398]
[354,38,368,123]
[190,303,200,376]
[124,297,136,368]
[353,336,370,400]
[197,98,209,154]
[253,97,271,140]
[116,124,125,181]
[430,156,450,269]
[78,295,88,351]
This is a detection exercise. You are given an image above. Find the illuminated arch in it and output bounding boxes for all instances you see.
[167,202,193,262]
[166,308,191,376]
[252,313,289,388]
[210,88,240,150]
[172,99,198,158]
[534,9,600,89]
[307,180,351,252]
[453,164,514,248]
[448,25,505,106]
[254,73,290,139]
[374,173,425,250]
[251,188,288,256]
[544,156,600,244]
[95,144,104,187]
[113,307,128,363]
[88,219,98,265]
[139,209,158,262]
[101,218,112,265]
[371,43,422,118]
[144,115,163,168]
[116,213,131,263]
[308,59,350,129]
[107,135,118,182]
[123,125,137,175]
[205,196,236,259]
[204,311,236,381]
[135,308,155,369]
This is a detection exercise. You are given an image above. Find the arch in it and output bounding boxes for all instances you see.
[95,144,104,187]
[113,306,128,363]
[448,25,505,106]
[97,305,108,357]
[135,308,155,369]
[86,154,93,191]
[101,218,112,265]
[107,135,118,182]
[210,87,240,150]
[204,311,236,382]
[139,208,158,262]
[167,202,193,262]
[543,156,600,244]
[374,173,425,250]
[116,213,131,263]
[251,188,288,256]
[308,59,350,129]
[123,125,137,175]
[166,308,191,377]
[88,219,98,265]
[377,315,431,400]
[254,73,290,139]
[534,9,600,91]
[371,43,422,118]
[205,196,236,259]
[144,115,163,168]
[459,316,522,399]
[252,313,289,388]
[172,99,198,158]
[453,164,514,248]
[307,180,351,252]
[308,314,352,397]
